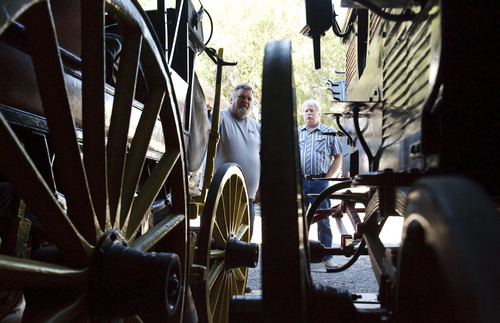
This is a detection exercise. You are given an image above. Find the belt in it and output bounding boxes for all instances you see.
[303,174,326,180]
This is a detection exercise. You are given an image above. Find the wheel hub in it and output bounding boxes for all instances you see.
[90,230,182,319]
[225,236,259,271]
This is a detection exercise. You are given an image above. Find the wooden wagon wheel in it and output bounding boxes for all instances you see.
[0,0,188,321]
[192,163,258,323]
[395,175,500,322]
[260,39,314,321]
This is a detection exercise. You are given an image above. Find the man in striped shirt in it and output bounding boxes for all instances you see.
[298,99,342,269]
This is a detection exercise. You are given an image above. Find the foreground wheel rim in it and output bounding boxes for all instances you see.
[0,0,188,320]
[395,175,500,322]
[193,163,256,323]
[261,39,312,321]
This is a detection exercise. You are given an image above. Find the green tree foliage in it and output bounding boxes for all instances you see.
[194,0,347,127]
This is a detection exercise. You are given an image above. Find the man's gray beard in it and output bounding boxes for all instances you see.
[236,107,250,118]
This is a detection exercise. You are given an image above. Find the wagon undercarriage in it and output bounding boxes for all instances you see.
[1,0,499,322]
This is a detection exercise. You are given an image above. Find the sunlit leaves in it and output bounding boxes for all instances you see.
[195,0,347,126]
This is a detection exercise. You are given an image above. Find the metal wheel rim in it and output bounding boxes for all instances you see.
[261,39,312,321]
[395,175,500,322]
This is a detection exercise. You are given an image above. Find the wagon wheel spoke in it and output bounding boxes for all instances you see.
[232,179,247,233]
[125,148,180,240]
[130,213,185,252]
[207,260,225,291]
[210,249,226,259]
[233,267,246,282]
[0,115,91,266]
[210,270,227,313]
[106,30,143,228]
[0,255,88,290]
[119,86,165,228]
[81,0,108,230]
[24,1,98,244]
[219,183,230,237]
[213,218,227,245]
[235,223,250,241]
[227,177,235,230]
[193,163,257,323]
[219,280,231,322]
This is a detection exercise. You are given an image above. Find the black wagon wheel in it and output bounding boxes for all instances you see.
[304,180,371,271]
[305,179,355,226]
[394,175,500,322]
[261,39,314,321]
[192,163,258,323]
[0,0,188,321]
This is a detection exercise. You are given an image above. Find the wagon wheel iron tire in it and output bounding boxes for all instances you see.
[395,175,500,322]
[192,162,258,323]
[260,39,314,321]
[0,0,188,321]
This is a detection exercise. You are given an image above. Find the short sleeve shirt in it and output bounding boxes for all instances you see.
[298,123,342,176]
[214,109,261,198]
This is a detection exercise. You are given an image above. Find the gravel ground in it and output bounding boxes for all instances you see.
[245,246,379,294]
[246,212,380,294]
[309,255,378,293]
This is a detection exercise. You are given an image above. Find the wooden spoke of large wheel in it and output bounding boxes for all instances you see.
[395,175,500,322]
[261,39,312,321]
[0,0,187,321]
[193,163,258,323]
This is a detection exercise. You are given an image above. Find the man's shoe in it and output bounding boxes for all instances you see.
[322,258,338,270]
[245,286,252,293]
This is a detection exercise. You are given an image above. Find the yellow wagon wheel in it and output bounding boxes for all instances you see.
[0,0,188,321]
[192,163,259,323]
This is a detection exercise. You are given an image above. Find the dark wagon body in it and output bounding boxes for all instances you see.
[338,0,499,196]
[236,0,500,322]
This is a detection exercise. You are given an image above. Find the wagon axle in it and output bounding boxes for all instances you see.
[225,236,259,271]
[90,230,181,319]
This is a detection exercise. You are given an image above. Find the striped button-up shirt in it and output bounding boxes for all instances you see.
[298,123,342,176]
